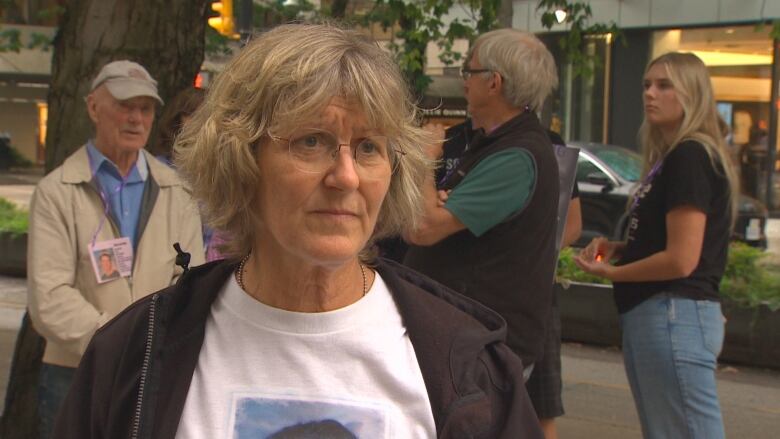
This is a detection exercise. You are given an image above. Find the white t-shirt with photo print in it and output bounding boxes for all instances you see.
[174,272,436,438]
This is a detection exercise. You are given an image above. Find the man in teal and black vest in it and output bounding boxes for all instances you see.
[404,29,560,386]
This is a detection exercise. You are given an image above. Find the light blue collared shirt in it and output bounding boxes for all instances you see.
[86,141,149,248]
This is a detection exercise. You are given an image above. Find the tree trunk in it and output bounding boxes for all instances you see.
[45,0,211,172]
[330,0,349,18]
[0,314,45,439]
[498,0,513,28]
[0,2,210,437]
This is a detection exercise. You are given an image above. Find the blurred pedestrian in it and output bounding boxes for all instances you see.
[53,24,543,438]
[525,129,580,439]
[147,87,226,260]
[575,52,739,439]
[27,60,204,438]
[148,87,205,166]
[404,29,560,381]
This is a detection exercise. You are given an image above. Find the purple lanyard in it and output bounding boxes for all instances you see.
[630,160,663,213]
[89,163,129,248]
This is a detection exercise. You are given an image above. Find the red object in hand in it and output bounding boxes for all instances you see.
[595,254,603,262]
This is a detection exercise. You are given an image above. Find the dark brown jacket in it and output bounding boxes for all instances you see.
[54,259,543,439]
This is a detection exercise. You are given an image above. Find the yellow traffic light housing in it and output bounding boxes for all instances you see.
[208,1,239,39]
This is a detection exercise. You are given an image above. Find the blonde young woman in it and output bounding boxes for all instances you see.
[53,24,543,438]
[575,52,738,439]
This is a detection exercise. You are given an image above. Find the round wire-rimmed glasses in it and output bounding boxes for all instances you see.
[271,128,405,180]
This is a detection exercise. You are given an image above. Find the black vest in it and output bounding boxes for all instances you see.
[404,112,559,367]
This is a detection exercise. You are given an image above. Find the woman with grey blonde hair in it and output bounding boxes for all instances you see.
[54,23,543,438]
[575,52,737,438]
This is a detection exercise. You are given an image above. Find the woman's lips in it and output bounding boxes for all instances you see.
[312,209,358,218]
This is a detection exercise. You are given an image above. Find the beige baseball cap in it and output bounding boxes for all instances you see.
[91,60,164,104]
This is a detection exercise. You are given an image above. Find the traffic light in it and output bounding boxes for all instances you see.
[208,0,239,39]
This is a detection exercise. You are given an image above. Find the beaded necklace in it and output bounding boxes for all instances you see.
[235,254,368,297]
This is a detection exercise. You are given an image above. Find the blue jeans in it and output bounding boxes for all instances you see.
[620,294,725,439]
[38,363,76,439]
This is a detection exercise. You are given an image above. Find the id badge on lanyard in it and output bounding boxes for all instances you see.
[88,162,134,284]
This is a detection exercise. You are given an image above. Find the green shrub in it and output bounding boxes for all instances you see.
[556,242,780,310]
[0,197,28,235]
[720,242,780,311]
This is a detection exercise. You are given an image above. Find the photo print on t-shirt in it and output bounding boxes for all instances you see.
[229,394,387,438]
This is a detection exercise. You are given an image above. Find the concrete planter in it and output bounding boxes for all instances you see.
[557,281,780,370]
[720,301,780,370]
[0,231,26,277]
[557,282,621,347]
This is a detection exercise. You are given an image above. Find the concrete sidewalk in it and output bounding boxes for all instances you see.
[558,343,780,438]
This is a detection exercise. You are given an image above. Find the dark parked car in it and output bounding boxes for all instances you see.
[570,141,768,249]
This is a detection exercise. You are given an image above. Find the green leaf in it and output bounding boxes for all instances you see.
[0,28,22,53]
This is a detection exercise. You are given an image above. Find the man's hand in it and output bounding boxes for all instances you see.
[437,190,450,207]
[403,123,466,246]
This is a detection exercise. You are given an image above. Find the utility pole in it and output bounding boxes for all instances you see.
[767,37,779,212]
[236,0,253,43]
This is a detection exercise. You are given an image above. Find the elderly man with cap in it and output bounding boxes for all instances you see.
[27,60,204,437]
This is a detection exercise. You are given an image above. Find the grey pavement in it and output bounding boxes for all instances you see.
[0,275,25,414]
[558,343,780,438]
[0,168,43,185]
[0,185,35,209]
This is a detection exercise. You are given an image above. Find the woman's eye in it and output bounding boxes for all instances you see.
[295,134,327,149]
[359,140,378,154]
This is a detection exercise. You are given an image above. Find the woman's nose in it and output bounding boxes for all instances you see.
[325,146,360,190]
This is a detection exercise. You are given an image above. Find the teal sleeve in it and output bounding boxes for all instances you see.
[444,149,535,237]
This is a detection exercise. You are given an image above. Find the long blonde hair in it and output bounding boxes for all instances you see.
[638,52,739,226]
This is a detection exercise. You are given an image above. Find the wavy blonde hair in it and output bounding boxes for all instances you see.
[174,23,432,259]
[638,52,739,226]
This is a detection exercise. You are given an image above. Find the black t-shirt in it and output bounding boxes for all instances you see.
[436,121,473,188]
[613,140,731,313]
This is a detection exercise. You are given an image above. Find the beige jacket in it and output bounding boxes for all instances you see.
[28,146,205,367]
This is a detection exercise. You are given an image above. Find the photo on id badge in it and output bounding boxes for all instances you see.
[89,237,133,283]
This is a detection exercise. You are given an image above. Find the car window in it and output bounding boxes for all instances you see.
[591,149,642,182]
[576,156,609,182]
